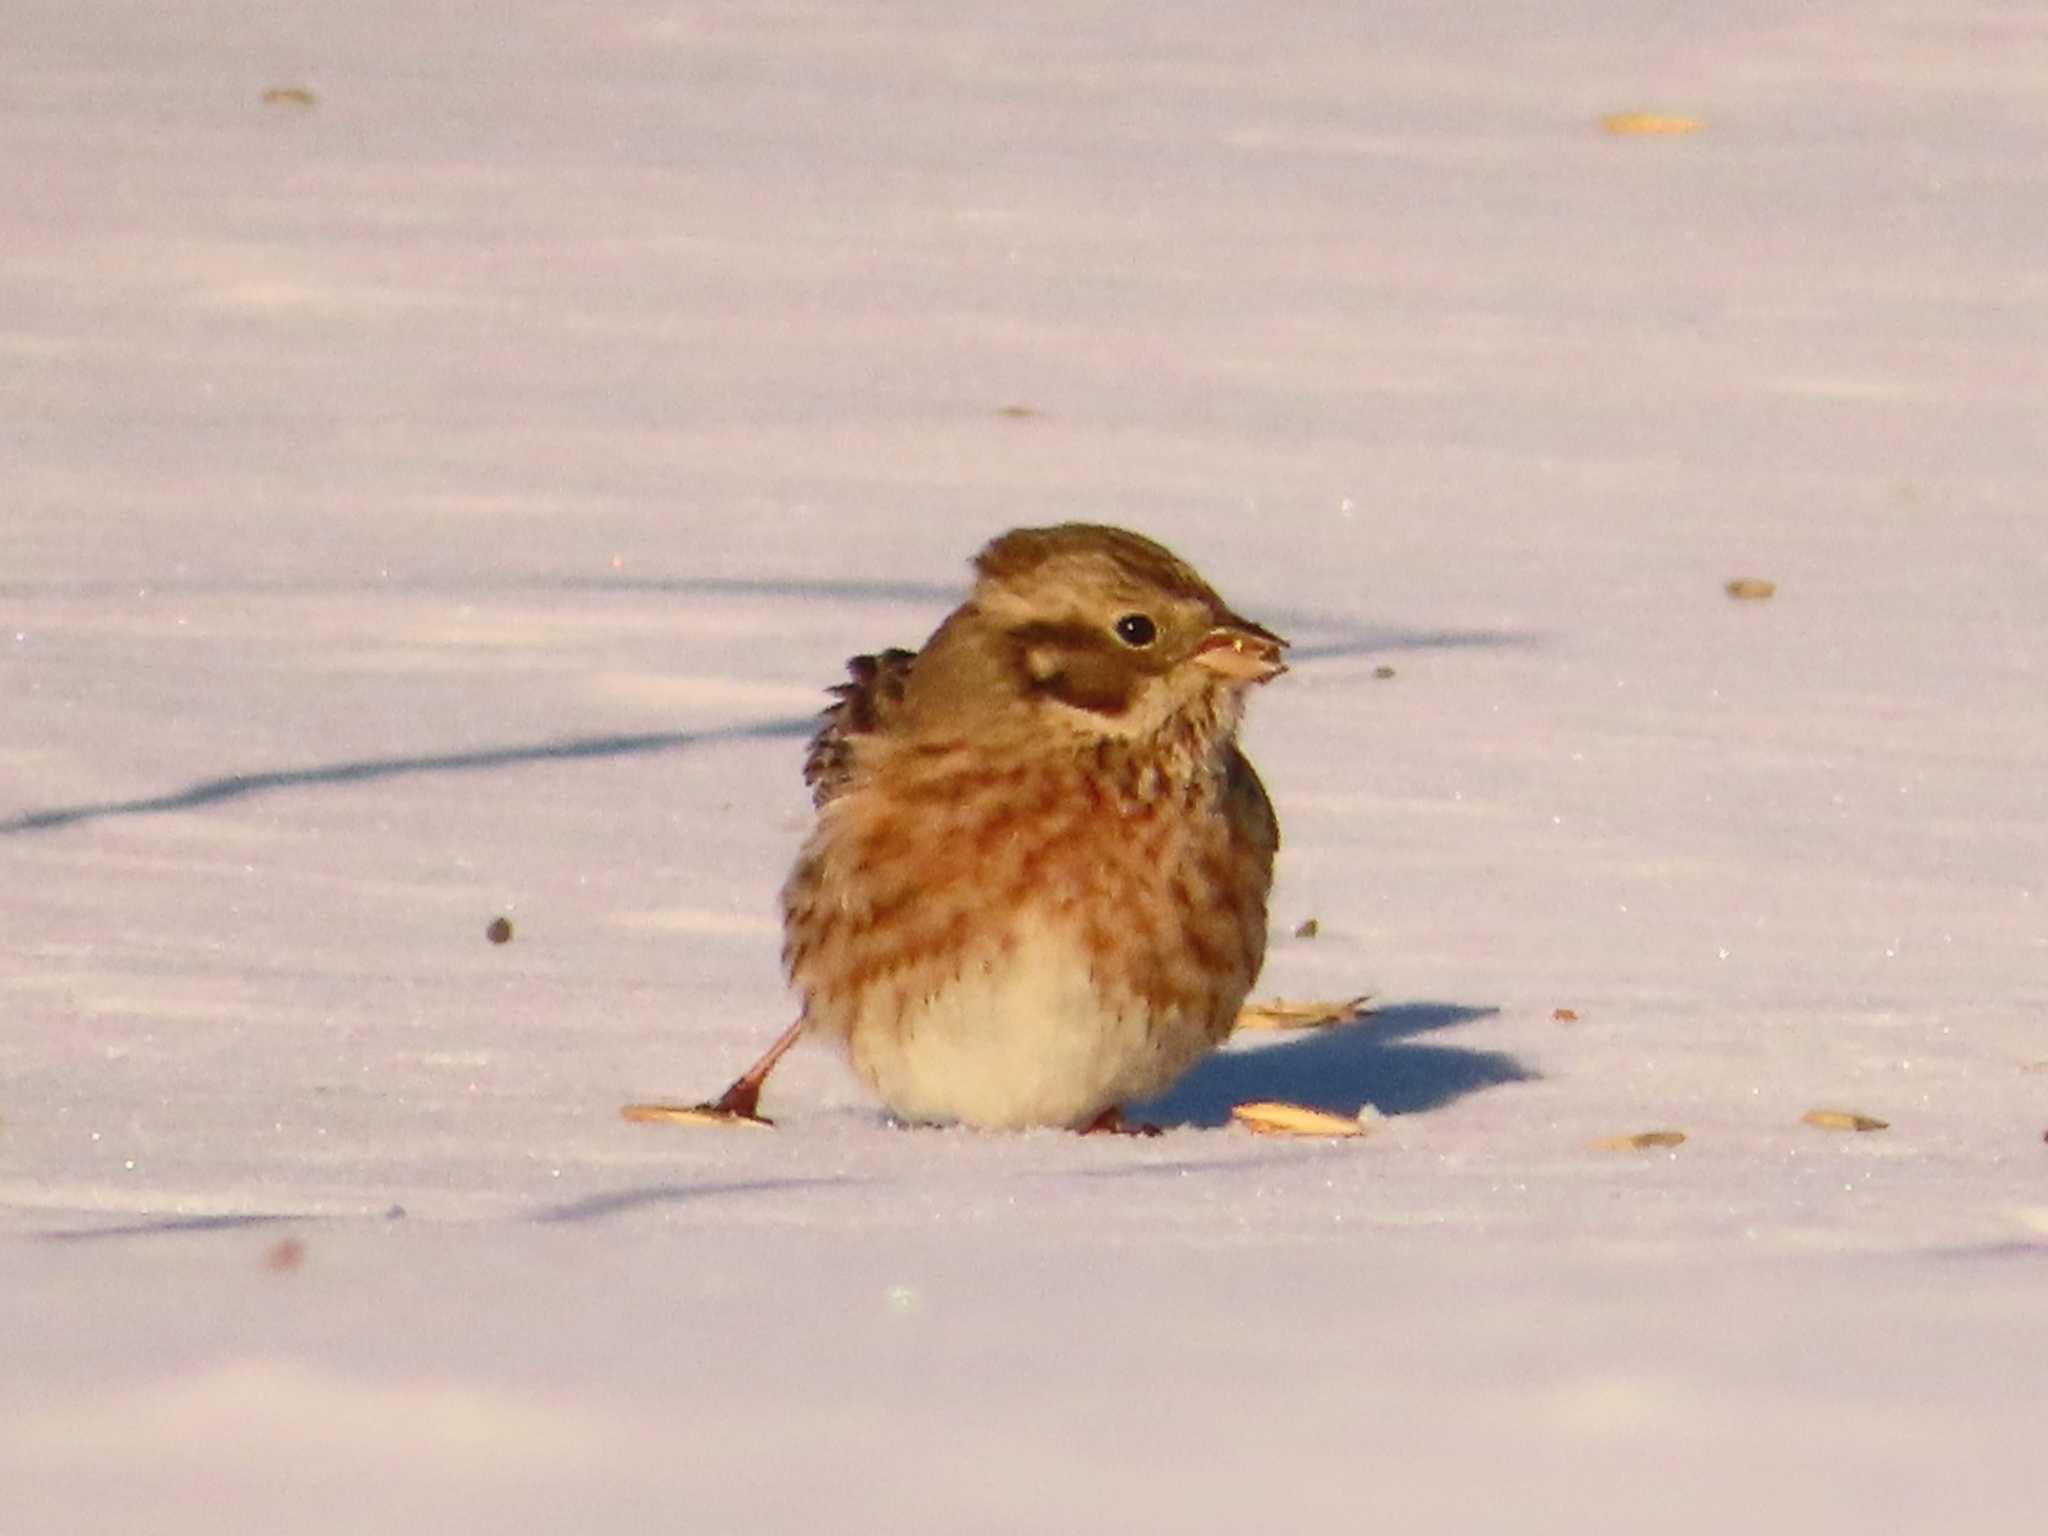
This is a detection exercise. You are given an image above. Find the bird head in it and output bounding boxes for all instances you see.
[907,523,1288,746]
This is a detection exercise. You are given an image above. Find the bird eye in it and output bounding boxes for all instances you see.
[1113,613,1157,648]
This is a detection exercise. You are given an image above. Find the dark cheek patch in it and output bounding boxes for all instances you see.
[1009,622,1141,717]
[1036,658,1137,716]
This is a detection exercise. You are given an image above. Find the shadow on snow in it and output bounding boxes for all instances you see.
[0,717,817,836]
[1138,1000,1527,1128]
[3,568,1532,836]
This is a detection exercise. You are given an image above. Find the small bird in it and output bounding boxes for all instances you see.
[696,523,1287,1131]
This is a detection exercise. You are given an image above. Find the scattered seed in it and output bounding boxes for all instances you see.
[996,404,1037,418]
[1725,577,1777,601]
[262,1236,306,1273]
[1233,995,1371,1031]
[1232,1101,1369,1138]
[1292,917,1320,939]
[260,86,318,109]
[1552,1007,1580,1023]
[1601,111,1703,136]
[885,1284,921,1314]
[621,1101,774,1129]
[485,916,513,944]
[1588,1130,1687,1151]
[1802,1108,1888,1133]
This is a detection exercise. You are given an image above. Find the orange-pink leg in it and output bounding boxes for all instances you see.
[698,1017,806,1123]
[1080,1106,1163,1137]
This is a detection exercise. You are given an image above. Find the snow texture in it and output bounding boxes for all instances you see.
[4,1,2044,1530]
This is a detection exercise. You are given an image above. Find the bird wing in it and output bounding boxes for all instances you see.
[802,647,917,807]
[1223,741,1281,857]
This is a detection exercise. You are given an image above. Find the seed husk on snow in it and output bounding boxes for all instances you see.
[1588,1130,1687,1151]
[621,1102,773,1129]
[1232,995,1371,1032]
[1231,1101,1370,1139]
[1802,1108,1889,1132]
[1725,577,1778,601]
[1601,112,1703,136]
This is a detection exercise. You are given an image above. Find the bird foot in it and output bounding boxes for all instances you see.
[623,1019,802,1129]
[620,1082,776,1129]
[1079,1107,1163,1137]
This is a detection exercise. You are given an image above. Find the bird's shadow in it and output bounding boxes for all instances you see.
[1137,1001,1527,1128]
[37,1211,301,1243]
[533,1177,864,1224]
[3,569,1531,837]
[0,718,816,836]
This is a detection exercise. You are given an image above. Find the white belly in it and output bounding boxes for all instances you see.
[842,918,1213,1130]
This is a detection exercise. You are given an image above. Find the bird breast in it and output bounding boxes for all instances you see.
[781,734,1275,1127]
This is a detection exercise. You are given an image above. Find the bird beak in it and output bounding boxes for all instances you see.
[1191,615,1289,684]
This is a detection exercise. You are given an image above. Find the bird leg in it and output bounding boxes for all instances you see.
[620,1018,803,1129]
[697,1017,805,1123]
[1079,1106,1164,1137]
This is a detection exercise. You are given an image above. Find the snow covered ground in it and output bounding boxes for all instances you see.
[4,1,2044,1529]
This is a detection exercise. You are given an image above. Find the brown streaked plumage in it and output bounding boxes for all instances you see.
[700,522,1287,1131]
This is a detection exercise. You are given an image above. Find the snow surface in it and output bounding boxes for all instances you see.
[4,1,2045,1529]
